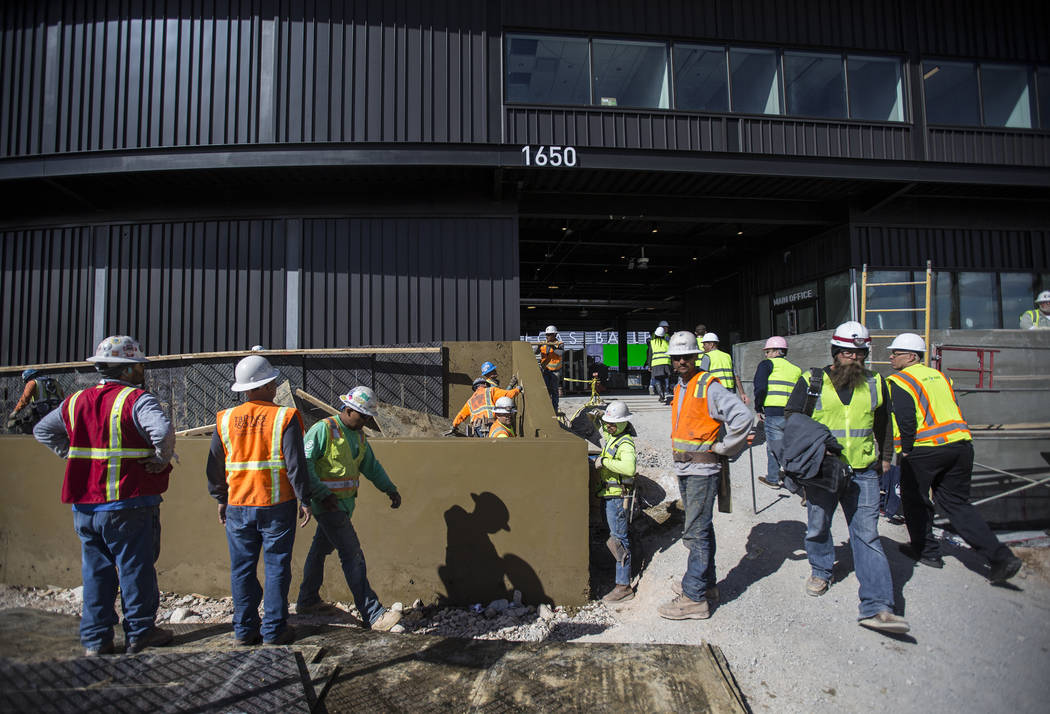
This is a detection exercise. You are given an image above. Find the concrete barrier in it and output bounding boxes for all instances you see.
[0,341,590,606]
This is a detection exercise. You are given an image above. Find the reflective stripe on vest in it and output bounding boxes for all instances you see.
[887,365,971,448]
[468,388,496,426]
[67,387,153,502]
[540,342,563,371]
[218,405,291,506]
[671,371,720,453]
[316,416,364,496]
[598,432,634,497]
[705,349,735,389]
[650,337,670,367]
[804,370,883,470]
[489,421,515,438]
[764,357,803,408]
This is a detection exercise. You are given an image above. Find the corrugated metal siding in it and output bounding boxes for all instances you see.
[99,220,287,358]
[299,217,519,347]
[0,0,495,157]
[738,118,912,160]
[925,128,1050,166]
[505,107,730,152]
[0,226,94,365]
[852,226,1050,270]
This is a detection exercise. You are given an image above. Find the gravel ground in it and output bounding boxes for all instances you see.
[4,391,1048,712]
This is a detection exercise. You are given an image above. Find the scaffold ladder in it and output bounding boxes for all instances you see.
[860,261,932,366]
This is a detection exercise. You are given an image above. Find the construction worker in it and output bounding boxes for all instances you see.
[489,396,517,438]
[8,368,65,432]
[659,331,751,620]
[1020,290,1050,329]
[887,333,1022,582]
[448,375,521,437]
[753,336,802,489]
[693,324,707,351]
[593,400,637,603]
[646,326,672,404]
[33,335,175,656]
[480,361,500,387]
[296,386,403,631]
[538,325,564,412]
[699,333,748,404]
[205,354,313,646]
[784,321,908,634]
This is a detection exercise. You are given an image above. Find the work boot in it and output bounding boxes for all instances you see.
[126,626,173,654]
[805,576,829,597]
[84,641,115,657]
[602,584,634,603]
[264,626,296,646]
[898,543,944,569]
[989,555,1022,583]
[671,580,719,603]
[296,600,342,615]
[657,594,710,620]
[757,476,781,490]
[371,609,402,632]
[234,632,262,646]
[858,611,910,634]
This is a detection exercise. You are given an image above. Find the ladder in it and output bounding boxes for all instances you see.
[860,261,932,367]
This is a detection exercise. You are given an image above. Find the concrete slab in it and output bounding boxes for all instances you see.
[0,608,746,713]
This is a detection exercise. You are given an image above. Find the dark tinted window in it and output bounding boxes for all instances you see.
[506,35,590,105]
[784,51,846,119]
[673,44,728,112]
[923,61,979,125]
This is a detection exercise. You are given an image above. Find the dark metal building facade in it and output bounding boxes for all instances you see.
[1,1,1048,365]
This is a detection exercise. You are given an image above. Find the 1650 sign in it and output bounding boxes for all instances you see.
[521,145,578,167]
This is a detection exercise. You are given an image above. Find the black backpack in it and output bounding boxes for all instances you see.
[791,368,853,496]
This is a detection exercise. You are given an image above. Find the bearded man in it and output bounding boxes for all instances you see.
[783,321,908,635]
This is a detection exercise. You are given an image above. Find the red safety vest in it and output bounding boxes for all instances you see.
[60,382,169,504]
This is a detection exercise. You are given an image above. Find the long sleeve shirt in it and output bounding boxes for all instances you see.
[673,377,753,477]
[600,432,637,479]
[205,413,310,505]
[451,386,522,428]
[12,380,38,414]
[752,359,774,415]
[889,382,919,454]
[784,368,893,469]
[302,418,397,518]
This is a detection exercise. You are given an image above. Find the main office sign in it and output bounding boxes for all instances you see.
[772,289,815,307]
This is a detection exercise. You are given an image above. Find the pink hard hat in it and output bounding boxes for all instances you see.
[764,336,788,350]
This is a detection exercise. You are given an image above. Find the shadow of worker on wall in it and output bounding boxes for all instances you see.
[438,492,552,606]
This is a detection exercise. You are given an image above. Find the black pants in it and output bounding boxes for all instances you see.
[650,366,671,400]
[542,369,561,411]
[900,441,1011,564]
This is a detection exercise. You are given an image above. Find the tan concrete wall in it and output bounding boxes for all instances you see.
[0,342,590,606]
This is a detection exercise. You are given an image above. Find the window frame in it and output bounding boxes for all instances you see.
[922,57,1044,130]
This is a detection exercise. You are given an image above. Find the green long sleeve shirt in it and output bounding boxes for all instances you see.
[303,418,397,518]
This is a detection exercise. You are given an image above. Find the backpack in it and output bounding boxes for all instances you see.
[784,368,853,496]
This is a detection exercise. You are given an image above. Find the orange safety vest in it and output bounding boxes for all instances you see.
[671,371,722,456]
[489,421,515,438]
[887,364,971,448]
[539,342,563,371]
[217,401,302,507]
[467,387,496,427]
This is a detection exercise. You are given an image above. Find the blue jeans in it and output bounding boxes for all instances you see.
[805,468,895,618]
[679,473,718,601]
[764,414,785,485]
[297,509,385,626]
[880,464,901,517]
[605,497,631,586]
[542,369,561,411]
[73,505,160,649]
[225,499,297,641]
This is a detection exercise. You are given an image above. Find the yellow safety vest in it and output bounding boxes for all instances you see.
[803,369,884,470]
[764,357,802,408]
[596,431,635,498]
[489,421,515,439]
[705,349,735,389]
[313,415,367,499]
[887,365,971,448]
[650,337,670,367]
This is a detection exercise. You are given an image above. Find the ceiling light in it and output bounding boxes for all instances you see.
[526,305,536,310]
[547,285,559,289]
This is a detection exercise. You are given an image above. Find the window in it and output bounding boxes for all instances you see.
[784,51,846,119]
[981,64,1033,128]
[823,272,852,328]
[1001,273,1035,328]
[867,271,921,330]
[730,48,781,114]
[1039,69,1050,129]
[593,39,669,109]
[673,44,729,112]
[931,271,953,329]
[848,55,904,121]
[958,272,998,328]
[506,35,590,105]
[923,61,979,125]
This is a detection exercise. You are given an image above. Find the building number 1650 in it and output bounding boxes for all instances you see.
[521,145,578,167]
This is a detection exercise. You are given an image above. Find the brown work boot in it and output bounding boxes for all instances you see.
[858,610,910,634]
[805,576,829,597]
[671,580,719,603]
[602,584,634,603]
[126,626,174,654]
[657,594,710,620]
[371,609,402,632]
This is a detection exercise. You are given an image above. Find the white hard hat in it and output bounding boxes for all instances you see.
[601,400,631,423]
[1037,290,1050,304]
[493,396,517,414]
[231,355,280,392]
[654,326,666,337]
[888,333,926,353]
[87,335,148,363]
[667,330,701,356]
[545,325,558,334]
[340,386,379,418]
[250,345,265,351]
[658,320,670,327]
[700,332,719,343]
[830,321,871,350]
[764,336,788,350]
